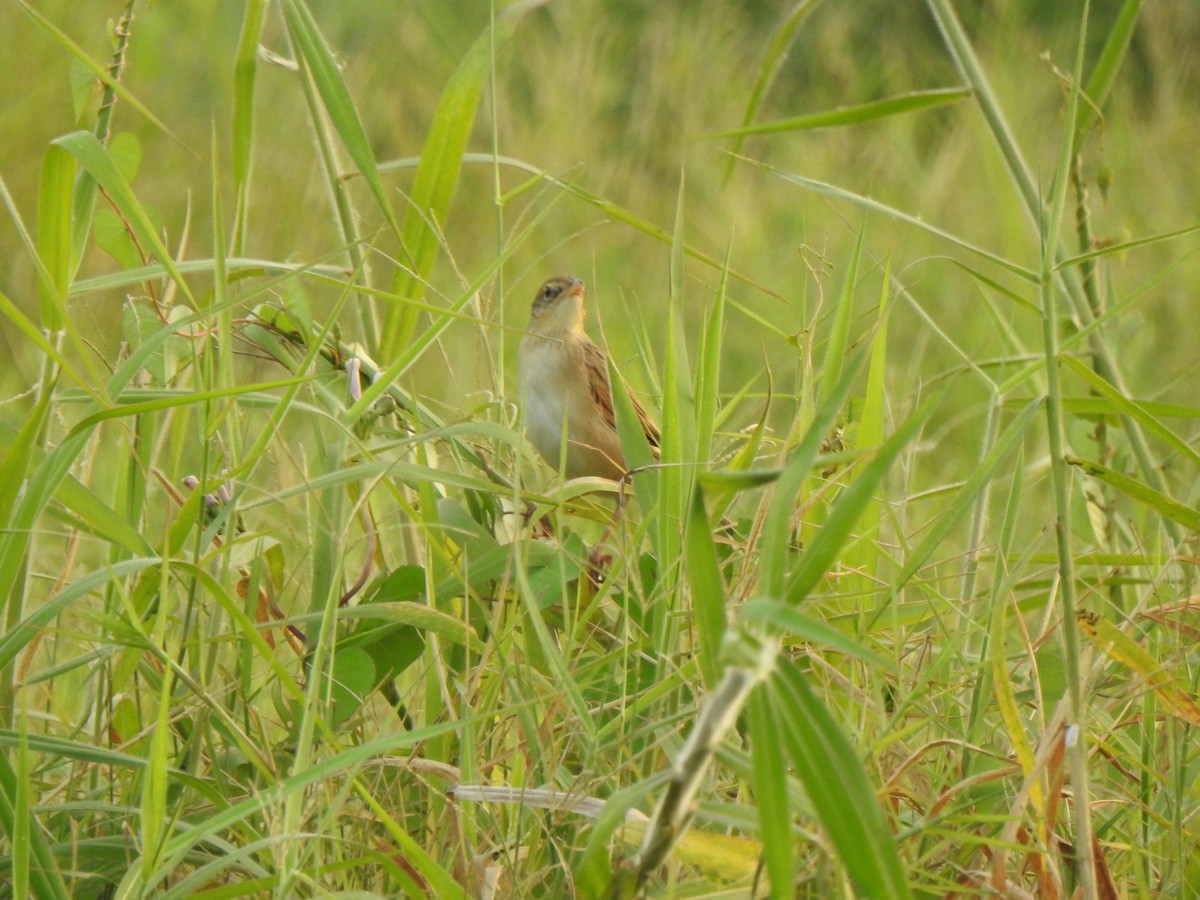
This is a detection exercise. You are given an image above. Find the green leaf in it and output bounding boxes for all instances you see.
[330,647,377,727]
[96,202,163,270]
[348,568,429,681]
[108,131,143,184]
[16,2,181,143]
[748,684,792,895]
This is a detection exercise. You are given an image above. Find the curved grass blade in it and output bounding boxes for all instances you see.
[378,152,783,299]
[16,1,181,146]
[739,156,1037,283]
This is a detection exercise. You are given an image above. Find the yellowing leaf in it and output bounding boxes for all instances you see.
[1077,609,1200,726]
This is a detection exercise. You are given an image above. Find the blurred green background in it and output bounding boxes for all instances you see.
[3,0,1196,430]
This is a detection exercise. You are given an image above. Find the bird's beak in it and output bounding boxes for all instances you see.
[566,279,585,298]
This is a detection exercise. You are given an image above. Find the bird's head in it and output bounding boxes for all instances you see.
[528,275,586,333]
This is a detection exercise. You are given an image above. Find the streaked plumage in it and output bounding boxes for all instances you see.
[518,276,659,480]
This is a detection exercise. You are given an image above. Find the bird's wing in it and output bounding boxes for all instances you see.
[582,338,661,454]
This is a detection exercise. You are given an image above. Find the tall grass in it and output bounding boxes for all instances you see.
[1,0,1197,897]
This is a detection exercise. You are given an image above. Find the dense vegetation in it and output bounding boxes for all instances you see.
[1,0,1197,896]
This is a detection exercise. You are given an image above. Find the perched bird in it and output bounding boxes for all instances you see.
[519,275,660,480]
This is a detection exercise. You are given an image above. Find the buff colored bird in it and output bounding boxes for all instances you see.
[518,276,659,480]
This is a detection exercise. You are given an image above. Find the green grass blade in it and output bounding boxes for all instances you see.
[0,748,71,900]
[52,131,194,306]
[1053,223,1200,272]
[924,0,1041,228]
[0,376,53,533]
[685,487,725,688]
[344,190,559,423]
[1061,355,1200,468]
[36,144,73,331]
[0,290,78,390]
[381,2,540,356]
[748,684,793,894]
[786,396,938,605]
[231,0,268,252]
[740,598,894,670]
[865,397,1042,629]
[281,0,400,239]
[841,260,893,598]
[139,668,175,884]
[694,239,730,461]
[1075,0,1144,149]
[770,660,911,899]
[0,557,161,672]
[54,474,156,557]
[708,87,970,139]
[16,1,181,145]
[819,227,863,407]
[378,152,783,298]
[759,349,868,598]
[741,156,1037,282]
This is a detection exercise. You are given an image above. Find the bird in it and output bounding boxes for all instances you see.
[518,275,660,481]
